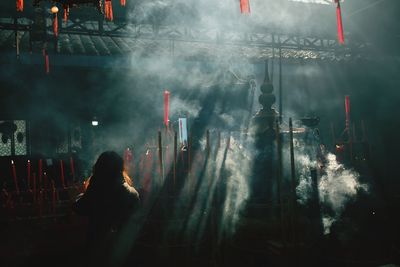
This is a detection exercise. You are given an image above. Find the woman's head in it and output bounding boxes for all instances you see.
[92,151,124,185]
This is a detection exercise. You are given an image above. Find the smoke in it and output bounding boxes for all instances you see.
[127,0,336,39]
[295,153,318,204]
[178,132,251,243]
[318,153,368,234]
[294,144,369,234]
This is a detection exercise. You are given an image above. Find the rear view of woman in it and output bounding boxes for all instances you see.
[73,151,140,266]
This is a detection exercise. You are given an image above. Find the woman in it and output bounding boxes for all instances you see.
[73,151,140,266]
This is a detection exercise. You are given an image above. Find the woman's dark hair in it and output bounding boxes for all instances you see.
[88,151,125,190]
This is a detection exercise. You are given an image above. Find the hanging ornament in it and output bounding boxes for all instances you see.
[120,0,126,7]
[104,0,113,21]
[335,0,345,44]
[240,0,250,14]
[51,6,59,37]
[16,0,24,12]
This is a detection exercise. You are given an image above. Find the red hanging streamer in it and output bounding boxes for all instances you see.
[240,0,250,14]
[63,6,69,23]
[53,13,58,37]
[335,0,345,44]
[345,95,350,130]
[164,90,170,129]
[105,0,114,21]
[16,0,23,12]
[120,0,126,7]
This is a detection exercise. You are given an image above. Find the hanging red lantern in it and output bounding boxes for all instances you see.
[120,0,126,7]
[335,0,345,44]
[240,0,250,14]
[104,0,113,21]
[16,0,23,12]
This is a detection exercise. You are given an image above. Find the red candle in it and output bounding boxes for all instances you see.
[70,156,75,182]
[38,159,42,186]
[11,160,20,195]
[60,160,65,188]
[27,160,31,190]
[43,172,48,193]
[345,95,350,130]
[38,190,43,217]
[33,173,37,202]
[164,90,170,129]
[51,180,56,214]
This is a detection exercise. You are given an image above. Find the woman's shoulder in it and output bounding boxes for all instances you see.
[122,182,140,200]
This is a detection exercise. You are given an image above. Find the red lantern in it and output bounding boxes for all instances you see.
[120,0,126,7]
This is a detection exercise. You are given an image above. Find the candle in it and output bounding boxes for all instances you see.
[33,173,37,202]
[70,156,75,182]
[60,160,65,188]
[38,159,42,187]
[27,160,31,190]
[345,95,350,130]
[43,172,48,194]
[51,180,56,214]
[11,160,20,195]
[164,90,170,129]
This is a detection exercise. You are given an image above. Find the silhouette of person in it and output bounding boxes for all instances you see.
[73,151,140,266]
